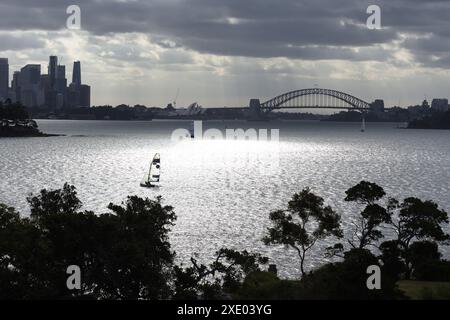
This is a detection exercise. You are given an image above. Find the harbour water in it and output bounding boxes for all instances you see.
[1,120,449,278]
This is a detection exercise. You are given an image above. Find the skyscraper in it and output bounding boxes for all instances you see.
[72,61,81,86]
[55,65,67,109]
[57,65,66,80]
[19,64,43,108]
[48,56,58,89]
[80,84,91,107]
[0,58,9,100]
[11,71,20,102]
[5,56,91,109]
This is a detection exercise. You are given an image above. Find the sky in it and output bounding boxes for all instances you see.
[0,0,449,108]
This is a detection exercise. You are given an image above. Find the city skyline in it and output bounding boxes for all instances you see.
[0,1,449,107]
[2,54,449,112]
[0,56,90,110]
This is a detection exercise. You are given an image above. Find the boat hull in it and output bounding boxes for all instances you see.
[140,183,157,188]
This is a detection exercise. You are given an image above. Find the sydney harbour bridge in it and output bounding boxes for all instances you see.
[248,88,372,115]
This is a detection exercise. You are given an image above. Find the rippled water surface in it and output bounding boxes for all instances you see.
[1,120,449,277]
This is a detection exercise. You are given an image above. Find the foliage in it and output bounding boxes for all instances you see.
[174,248,268,299]
[344,181,391,249]
[345,181,386,205]
[408,110,450,130]
[379,240,407,281]
[299,249,404,300]
[0,102,29,120]
[1,184,177,299]
[263,188,342,276]
[386,197,450,278]
[1,181,450,300]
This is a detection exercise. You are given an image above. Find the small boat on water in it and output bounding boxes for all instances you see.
[140,153,161,188]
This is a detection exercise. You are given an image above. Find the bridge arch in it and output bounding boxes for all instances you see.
[260,88,371,111]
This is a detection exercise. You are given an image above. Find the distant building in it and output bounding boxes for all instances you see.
[6,56,91,109]
[67,83,80,108]
[67,61,90,108]
[48,56,58,89]
[431,98,449,112]
[72,61,81,86]
[19,64,44,108]
[55,65,67,109]
[175,102,204,116]
[0,58,8,101]
[370,99,385,113]
[11,71,20,102]
[80,84,91,107]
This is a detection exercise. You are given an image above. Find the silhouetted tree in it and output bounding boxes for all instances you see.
[299,248,403,300]
[386,197,450,279]
[103,195,177,299]
[0,102,29,120]
[406,240,443,281]
[379,240,406,281]
[174,248,268,299]
[263,188,343,276]
[344,181,391,249]
[1,184,177,299]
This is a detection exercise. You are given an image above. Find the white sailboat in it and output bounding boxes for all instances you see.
[140,153,161,188]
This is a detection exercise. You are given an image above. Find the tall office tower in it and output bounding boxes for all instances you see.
[72,61,81,86]
[19,64,43,108]
[11,71,20,102]
[57,65,66,80]
[0,58,9,100]
[80,84,91,107]
[55,65,67,109]
[48,56,58,89]
[56,65,67,92]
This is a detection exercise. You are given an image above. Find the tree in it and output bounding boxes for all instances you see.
[299,249,403,300]
[0,203,61,299]
[95,195,177,299]
[174,248,268,299]
[345,181,385,205]
[408,241,442,280]
[27,183,82,219]
[263,188,342,276]
[344,181,391,249]
[2,184,178,299]
[387,197,450,278]
[379,240,406,281]
[0,102,29,120]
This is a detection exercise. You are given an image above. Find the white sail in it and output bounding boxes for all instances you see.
[149,153,161,183]
[141,153,161,187]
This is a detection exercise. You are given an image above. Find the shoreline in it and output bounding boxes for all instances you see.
[0,127,64,138]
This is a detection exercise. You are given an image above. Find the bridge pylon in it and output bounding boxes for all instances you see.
[249,99,262,119]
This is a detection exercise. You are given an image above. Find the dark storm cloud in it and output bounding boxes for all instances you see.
[1,0,450,66]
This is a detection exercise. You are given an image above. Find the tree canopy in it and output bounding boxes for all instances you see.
[263,188,343,276]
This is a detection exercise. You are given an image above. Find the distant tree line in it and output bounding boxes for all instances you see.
[0,101,29,120]
[408,110,450,130]
[1,181,449,300]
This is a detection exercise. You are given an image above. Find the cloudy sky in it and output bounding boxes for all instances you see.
[1,0,449,108]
